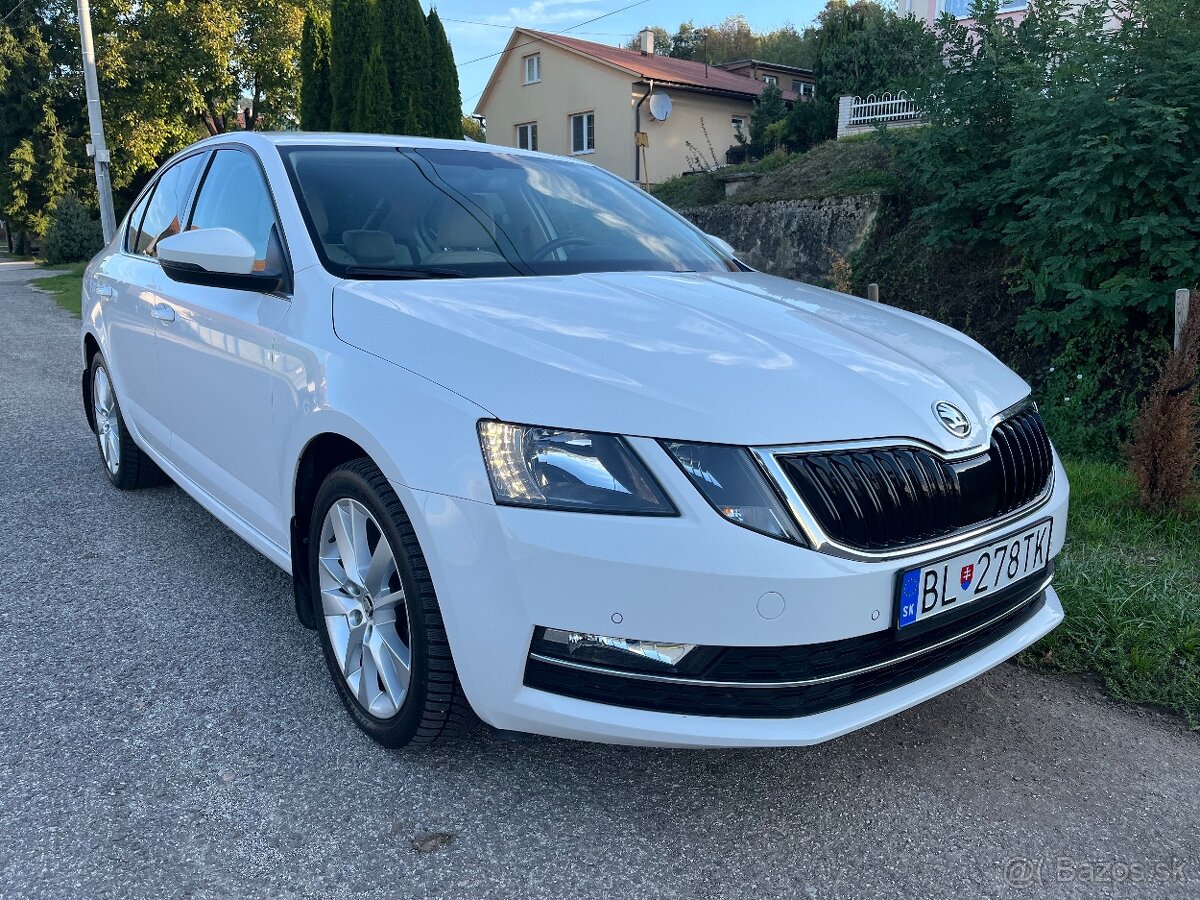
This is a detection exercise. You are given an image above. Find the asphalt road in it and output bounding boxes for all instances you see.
[1,259,1198,900]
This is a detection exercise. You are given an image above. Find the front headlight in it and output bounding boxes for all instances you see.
[663,441,806,544]
[478,421,676,515]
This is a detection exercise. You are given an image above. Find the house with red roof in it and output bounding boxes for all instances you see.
[474,28,813,184]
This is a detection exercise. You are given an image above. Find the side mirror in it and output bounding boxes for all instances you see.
[705,233,737,259]
[157,228,284,293]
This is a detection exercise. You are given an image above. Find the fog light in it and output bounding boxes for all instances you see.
[531,626,710,674]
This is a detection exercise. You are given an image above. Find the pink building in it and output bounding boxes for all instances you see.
[898,0,1030,25]
[900,0,1111,29]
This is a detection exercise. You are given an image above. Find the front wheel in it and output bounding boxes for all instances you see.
[309,459,472,747]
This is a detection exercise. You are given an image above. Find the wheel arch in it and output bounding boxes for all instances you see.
[82,332,102,433]
[289,431,378,629]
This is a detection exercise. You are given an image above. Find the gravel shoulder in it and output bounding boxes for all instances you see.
[1,260,1197,900]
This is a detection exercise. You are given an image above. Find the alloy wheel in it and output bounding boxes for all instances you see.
[318,498,412,718]
[93,366,120,475]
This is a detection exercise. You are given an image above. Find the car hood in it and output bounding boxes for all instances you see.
[333,270,1030,449]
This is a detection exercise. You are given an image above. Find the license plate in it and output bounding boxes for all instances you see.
[896,518,1053,630]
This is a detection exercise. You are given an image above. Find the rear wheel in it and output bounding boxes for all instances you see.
[309,459,472,747]
[88,354,167,490]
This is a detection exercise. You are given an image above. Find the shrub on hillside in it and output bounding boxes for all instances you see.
[886,0,1200,460]
[748,84,788,156]
[43,194,102,264]
[1126,311,1200,511]
[768,99,836,153]
[1034,320,1165,462]
[905,0,1200,337]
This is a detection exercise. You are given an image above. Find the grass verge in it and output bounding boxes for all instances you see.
[1022,458,1200,727]
[34,262,87,317]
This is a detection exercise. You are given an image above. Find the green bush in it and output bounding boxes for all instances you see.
[42,194,103,265]
[748,83,787,156]
[880,0,1200,460]
[767,99,836,154]
[904,0,1200,338]
[1033,319,1168,462]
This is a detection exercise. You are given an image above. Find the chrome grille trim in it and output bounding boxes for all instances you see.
[752,398,1055,562]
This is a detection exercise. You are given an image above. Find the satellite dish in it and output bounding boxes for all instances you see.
[648,92,673,122]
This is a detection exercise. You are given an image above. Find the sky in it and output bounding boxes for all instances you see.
[437,0,832,114]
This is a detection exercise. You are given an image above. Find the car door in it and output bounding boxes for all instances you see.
[96,152,206,454]
[154,147,291,547]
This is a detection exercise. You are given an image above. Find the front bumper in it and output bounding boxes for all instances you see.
[397,444,1069,747]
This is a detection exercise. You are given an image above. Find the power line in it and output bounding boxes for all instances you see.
[454,0,649,68]
[1,0,32,25]
[443,18,632,37]
[443,18,526,29]
[556,0,651,37]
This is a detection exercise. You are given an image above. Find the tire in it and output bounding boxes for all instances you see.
[88,353,168,490]
[308,458,472,748]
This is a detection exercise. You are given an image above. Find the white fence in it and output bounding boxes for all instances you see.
[837,92,925,139]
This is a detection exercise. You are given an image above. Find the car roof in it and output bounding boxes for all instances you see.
[185,131,556,161]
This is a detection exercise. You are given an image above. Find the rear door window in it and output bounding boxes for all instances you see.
[123,189,153,254]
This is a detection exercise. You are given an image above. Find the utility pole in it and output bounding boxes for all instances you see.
[77,0,116,242]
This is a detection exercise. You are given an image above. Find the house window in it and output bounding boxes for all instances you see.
[523,53,541,84]
[763,74,778,86]
[517,122,538,151]
[801,83,815,97]
[570,111,594,154]
[731,116,746,133]
[943,0,1026,14]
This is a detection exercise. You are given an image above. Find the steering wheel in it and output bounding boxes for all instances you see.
[529,236,591,261]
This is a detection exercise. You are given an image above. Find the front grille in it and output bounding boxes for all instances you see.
[776,405,1053,552]
[990,405,1056,514]
[523,574,1049,719]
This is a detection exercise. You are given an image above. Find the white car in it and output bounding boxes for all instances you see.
[81,133,1067,748]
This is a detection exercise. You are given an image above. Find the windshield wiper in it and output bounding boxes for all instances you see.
[343,265,469,280]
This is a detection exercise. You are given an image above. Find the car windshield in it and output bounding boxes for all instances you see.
[278,145,736,279]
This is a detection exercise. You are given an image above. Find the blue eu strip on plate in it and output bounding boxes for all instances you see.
[898,569,921,628]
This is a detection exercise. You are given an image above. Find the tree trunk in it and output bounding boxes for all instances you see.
[202,100,227,135]
[245,77,262,131]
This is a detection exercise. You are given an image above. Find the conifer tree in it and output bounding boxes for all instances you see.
[426,9,463,138]
[330,0,373,130]
[351,45,395,134]
[300,7,334,130]
[380,0,430,135]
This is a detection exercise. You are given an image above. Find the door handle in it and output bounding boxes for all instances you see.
[95,284,115,299]
[151,303,176,323]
